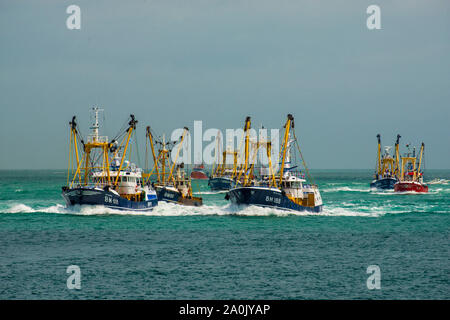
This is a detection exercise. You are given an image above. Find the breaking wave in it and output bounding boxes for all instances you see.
[323,185,448,195]
[1,202,386,217]
[322,186,371,193]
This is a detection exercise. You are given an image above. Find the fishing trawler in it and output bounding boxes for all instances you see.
[61,107,158,211]
[394,143,428,193]
[370,134,400,190]
[145,126,203,206]
[209,149,238,190]
[190,163,208,180]
[226,114,323,213]
[208,133,240,191]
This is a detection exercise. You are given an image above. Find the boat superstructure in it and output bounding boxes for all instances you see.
[145,126,203,206]
[62,107,158,211]
[394,142,428,193]
[226,114,323,213]
[370,134,401,190]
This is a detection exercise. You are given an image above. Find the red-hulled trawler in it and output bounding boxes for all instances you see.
[190,163,208,180]
[394,142,428,193]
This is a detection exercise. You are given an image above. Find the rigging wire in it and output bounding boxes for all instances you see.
[133,129,142,170]
[292,130,315,186]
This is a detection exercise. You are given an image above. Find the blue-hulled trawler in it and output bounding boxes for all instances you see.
[62,107,158,211]
[209,153,238,191]
[226,114,323,213]
[144,126,203,206]
[208,132,241,191]
[370,134,400,190]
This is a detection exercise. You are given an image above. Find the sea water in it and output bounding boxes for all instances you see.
[0,170,449,299]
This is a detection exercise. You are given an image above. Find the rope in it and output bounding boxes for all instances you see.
[134,129,142,169]
[292,130,315,186]
[145,135,149,173]
[67,129,72,185]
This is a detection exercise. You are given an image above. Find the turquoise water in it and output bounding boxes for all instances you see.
[0,170,449,299]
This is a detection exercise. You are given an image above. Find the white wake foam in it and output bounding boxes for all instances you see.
[193,190,228,195]
[1,202,385,217]
[5,203,35,213]
[322,186,371,193]
[4,203,67,214]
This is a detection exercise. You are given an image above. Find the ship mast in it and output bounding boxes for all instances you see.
[90,106,103,142]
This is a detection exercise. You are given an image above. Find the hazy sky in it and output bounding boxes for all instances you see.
[0,0,449,169]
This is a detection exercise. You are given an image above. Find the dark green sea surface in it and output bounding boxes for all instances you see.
[0,170,449,299]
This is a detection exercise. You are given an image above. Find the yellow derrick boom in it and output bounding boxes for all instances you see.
[236,116,251,184]
[279,114,293,185]
[376,134,382,176]
[145,126,160,183]
[416,143,425,180]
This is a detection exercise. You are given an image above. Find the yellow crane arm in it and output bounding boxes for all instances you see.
[146,126,160,183]
[416,143,425,179]
[376,134,381,175]
[237,116,251,183]
[279,114,293,185]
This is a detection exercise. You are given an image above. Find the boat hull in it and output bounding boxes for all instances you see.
[61,187,158,211]
[394,182,428,193]
[208,177,234,191]
[190,171,208,180]
[370,178,397,190]
[156,186,203,206]
[227,187,322,213]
